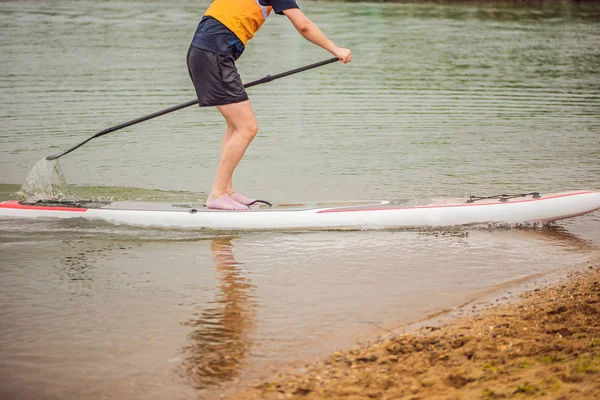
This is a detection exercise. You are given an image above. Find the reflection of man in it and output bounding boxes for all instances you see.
[182,238,256,389]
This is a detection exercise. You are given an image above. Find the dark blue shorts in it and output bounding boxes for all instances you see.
[186,46,249,107]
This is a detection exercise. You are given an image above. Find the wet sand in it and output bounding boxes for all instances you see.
[226,262,600,400]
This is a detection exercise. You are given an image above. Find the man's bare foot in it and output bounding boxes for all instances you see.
[206,194,248,211]
[229,191,254,205]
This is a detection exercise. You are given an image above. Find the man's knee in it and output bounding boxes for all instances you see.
[239,119,258,141]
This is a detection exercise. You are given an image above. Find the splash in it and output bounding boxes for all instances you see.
[18,158,73,202]
[53,161,72,198]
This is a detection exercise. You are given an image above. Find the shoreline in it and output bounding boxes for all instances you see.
[225,259,600,399]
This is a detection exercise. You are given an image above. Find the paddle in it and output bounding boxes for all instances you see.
[46,57,340,161]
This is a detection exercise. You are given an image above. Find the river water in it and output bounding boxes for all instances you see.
[0,1,599,399]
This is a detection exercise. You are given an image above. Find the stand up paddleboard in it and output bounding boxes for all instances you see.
[1,191,599,231]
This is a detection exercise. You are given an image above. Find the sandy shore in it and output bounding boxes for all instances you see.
[226,263,600,400]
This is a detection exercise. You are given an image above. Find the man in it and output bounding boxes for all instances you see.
[187,0,352,210]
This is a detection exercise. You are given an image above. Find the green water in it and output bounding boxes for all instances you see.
[1,0,598,201]
[1,1,599,399]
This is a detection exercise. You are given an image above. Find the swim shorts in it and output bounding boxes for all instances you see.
[186,46,249,107]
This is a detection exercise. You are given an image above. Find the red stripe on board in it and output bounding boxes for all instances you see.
[317,192,595,214]
[0,201,87,212]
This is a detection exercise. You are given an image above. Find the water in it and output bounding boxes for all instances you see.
[1,0,599,399]
[0,225,597,400]
[1,1,598,200]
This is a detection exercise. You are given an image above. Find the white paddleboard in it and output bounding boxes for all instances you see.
[0,191,599,231]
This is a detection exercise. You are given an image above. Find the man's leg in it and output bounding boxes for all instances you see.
[219,125,256,206]
[206,100,258,210]
[219,122,235,194]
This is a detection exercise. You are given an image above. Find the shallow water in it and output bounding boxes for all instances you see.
[0,219,597,399]
[1,0,600,398]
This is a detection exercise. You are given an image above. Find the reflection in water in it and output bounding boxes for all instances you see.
[59,239,135,296]
[513,225,598,252]
[182,238,257,389]
[61,239,97,291]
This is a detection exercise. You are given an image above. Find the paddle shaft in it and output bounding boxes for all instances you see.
[46,57,339,160]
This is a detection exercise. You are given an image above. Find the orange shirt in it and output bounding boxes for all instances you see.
[205,0,273,45]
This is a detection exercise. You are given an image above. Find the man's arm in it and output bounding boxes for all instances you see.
[282,8,351,64]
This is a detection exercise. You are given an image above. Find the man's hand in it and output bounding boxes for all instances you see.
[333,47,352,64]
